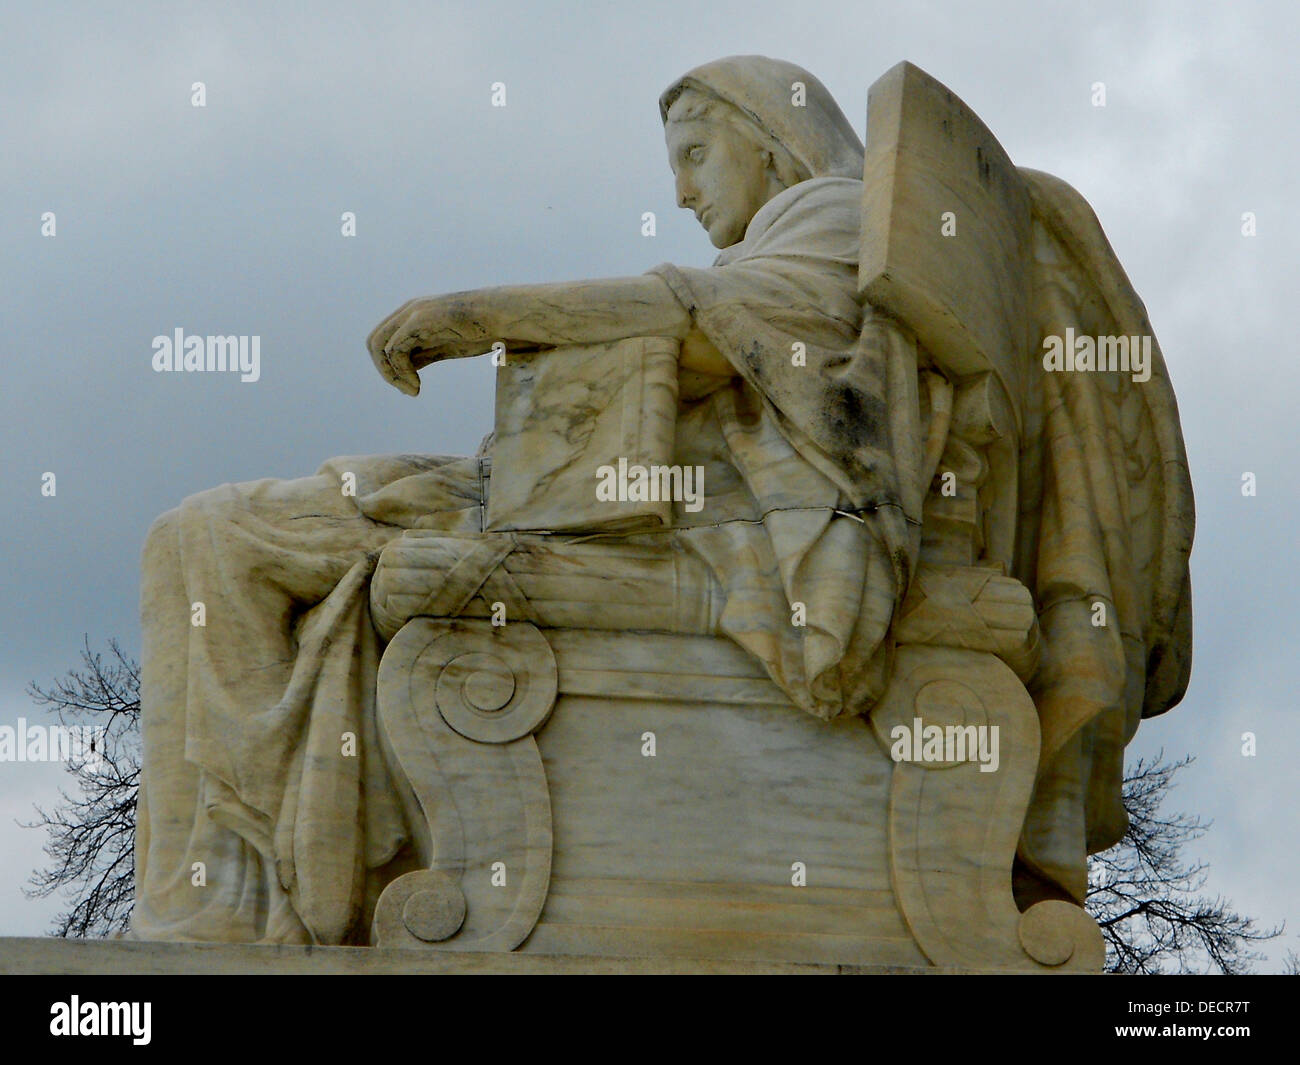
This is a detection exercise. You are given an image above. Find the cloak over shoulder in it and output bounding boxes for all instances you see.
[656,56,1194,906]
[650,55,924,720]
[1012,168,1194,900]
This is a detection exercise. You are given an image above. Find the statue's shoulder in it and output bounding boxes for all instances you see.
[731,176,862,263]
[764,175,860,218]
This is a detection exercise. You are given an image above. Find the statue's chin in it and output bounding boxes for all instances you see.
[707,225,743,249]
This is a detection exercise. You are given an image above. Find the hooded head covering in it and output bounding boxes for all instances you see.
[659,55,865,181]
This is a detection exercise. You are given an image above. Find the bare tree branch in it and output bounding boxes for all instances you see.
[1086,750,1284,974]
[20,636,140,937]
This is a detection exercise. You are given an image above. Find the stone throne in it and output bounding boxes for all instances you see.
[361,62,1150,972]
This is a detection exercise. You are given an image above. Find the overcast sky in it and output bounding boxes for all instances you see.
[1,0,1296,969]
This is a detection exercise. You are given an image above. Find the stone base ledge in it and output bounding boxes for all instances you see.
[0,937,1035,975]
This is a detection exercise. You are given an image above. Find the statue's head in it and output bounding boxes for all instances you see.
[664,88,804,248]
[660,55,866,249]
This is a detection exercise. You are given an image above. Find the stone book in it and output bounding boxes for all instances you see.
[486,336,680,533]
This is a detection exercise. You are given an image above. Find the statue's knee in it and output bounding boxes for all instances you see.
[144,482,251,567]
[143,507,182,563]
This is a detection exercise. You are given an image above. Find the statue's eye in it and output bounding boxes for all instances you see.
[687,146,705,163]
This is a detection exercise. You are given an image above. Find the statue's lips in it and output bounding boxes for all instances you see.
[699,207,713,228]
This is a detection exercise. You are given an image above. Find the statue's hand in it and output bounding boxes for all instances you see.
[367,295,494,396]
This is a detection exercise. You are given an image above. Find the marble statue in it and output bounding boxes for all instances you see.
[132,56,1193,971]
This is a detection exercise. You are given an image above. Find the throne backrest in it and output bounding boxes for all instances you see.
[858,61,1033,572]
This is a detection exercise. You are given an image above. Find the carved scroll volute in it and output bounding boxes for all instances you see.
[871,645,1104,971]
[371,618,556,951]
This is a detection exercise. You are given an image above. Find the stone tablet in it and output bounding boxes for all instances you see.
[486,336,680,533]
[860,60,1032,426]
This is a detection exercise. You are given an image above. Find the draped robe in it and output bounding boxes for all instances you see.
[133,165,923,947]
[133,55,1191,944]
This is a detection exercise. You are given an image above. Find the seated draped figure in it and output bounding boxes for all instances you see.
[133,54,1193,957]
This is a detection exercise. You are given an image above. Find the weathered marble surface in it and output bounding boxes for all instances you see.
[487,336,679,533]
[132,55,1191,974]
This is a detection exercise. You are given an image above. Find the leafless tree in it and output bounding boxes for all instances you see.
[21,637,140,937]
[1086,751,1283,973]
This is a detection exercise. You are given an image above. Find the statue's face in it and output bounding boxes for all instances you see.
[665,111,779,249]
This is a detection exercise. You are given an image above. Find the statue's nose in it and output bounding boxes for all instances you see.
[676,172,697,210]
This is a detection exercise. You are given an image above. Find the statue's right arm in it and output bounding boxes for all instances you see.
[368,276,731,395]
